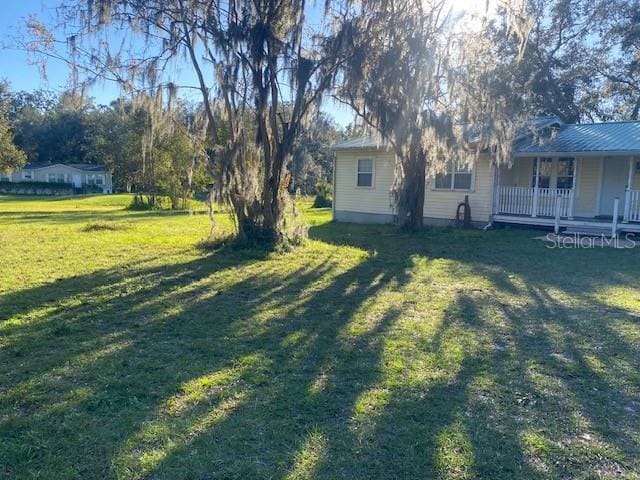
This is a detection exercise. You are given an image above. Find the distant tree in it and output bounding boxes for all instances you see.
[0,112,26,172]
[290,113,344,194]
[591,0,640,119]
[0,82,27,172]
[482,0,611,123]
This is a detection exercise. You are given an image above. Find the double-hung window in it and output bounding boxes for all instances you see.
[435,161,473,190]
[87,174,104,186]
[47,173,66,183]
[531,158,552,188]
[556,157,575,189]
[531,157,575,189]
[357,159,374,187]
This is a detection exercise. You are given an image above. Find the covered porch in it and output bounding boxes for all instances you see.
[493,154,640,233]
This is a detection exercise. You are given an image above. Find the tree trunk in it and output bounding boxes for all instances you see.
[394,149,427,230]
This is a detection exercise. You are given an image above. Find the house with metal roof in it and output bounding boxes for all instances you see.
[0,161,113,194]
[331,118,640,236]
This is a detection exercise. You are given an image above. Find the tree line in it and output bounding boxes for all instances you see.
[2,0,640,244]
[0,84,344,209]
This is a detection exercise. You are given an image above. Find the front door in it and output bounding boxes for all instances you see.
[599,158,628,217]
[72,174,82,188]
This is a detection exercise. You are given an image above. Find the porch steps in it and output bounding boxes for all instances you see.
[562,226,616,237]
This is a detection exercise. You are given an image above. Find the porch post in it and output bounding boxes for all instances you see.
[492,164,500,216]
[568,158,577,219]
[612,197,620,238]
[554,194,561,234]
[532,157,540,217]
[623,157,633,223]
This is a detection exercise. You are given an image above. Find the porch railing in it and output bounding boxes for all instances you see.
[496,186,574,218]
[624,189,640,223]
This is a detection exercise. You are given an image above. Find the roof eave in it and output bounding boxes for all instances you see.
[513,150,640,158]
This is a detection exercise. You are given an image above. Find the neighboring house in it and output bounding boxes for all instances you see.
[331,117,640,234]
[0,162,113,194]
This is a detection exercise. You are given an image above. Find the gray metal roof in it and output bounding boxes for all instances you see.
[515,121,640,155]
[331,136,389,150]
[331,117,565,151]
[24,162,107,172]
[332,118,640,156]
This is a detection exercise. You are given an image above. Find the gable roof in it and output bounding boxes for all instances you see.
[514,121,640,156]
[23,162,107,172]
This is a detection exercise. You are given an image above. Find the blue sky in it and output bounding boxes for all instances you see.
[1,1,484,127]
[0,0,357,126]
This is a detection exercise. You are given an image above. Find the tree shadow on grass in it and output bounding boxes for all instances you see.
[304,223,640,478]
[2,221,639,479]
[1,225,419,479]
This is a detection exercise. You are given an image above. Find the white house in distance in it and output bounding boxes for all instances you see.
[331,117,640,235]
[0,162,113,193]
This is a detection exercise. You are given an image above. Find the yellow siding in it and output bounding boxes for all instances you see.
[423,155,494,223]
[575,158,600,216]
[334,151,495,223]
[334,149,395,215]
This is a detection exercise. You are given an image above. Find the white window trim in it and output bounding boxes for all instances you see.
[531,156,579,196]
[87,173,105,186]
[432,162,476,192]
[355,158,375,189]
[47,173,68,183]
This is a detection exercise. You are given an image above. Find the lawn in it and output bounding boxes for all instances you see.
[1,194,640,479]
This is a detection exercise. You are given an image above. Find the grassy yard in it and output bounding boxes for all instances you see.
[1,194,640,479]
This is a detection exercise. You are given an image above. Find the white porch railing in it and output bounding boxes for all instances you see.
[496,186,574,218]
[624,189,640,223]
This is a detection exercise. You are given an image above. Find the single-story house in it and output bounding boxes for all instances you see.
[0,162,113,193]
[331,117,640,234]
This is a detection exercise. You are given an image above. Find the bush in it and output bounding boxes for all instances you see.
[0,181,74,196]
[128,195,151,210]
[312,179,332,208]
[82,221,127,232]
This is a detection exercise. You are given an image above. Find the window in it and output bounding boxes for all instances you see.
[636,160,640,174]
[0,173,10,183]
[357,159,374,187]
[47,173,66,183]
[435,161,473,190]
[22,170,33,181]
[90,174,104,185]
[556,157,575,189]
[532,158,552,188]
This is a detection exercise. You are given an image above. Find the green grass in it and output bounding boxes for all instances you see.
[1,194,640,479]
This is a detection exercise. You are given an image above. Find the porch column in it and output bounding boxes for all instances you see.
[623,157,633,223]
[492,164,501,216]
[568,158,577,220]
[532,157,540,217]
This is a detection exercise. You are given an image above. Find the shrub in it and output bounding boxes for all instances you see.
[82,221,127,232]
[0,181,74,196]
[312,179,332,208]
